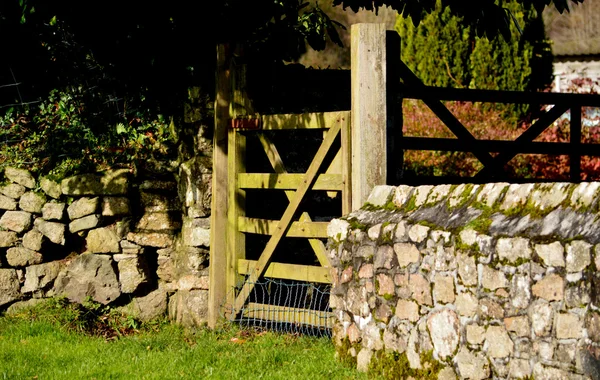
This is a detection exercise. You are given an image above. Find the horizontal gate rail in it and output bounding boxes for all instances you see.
[242,303,333,329]
[237,173,343,191]
[238,217,328,238]
[238,259,332,283]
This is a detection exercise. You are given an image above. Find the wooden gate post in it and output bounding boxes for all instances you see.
[208,44,231,328]
[351,23,388,210]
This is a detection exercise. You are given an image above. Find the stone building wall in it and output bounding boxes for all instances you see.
[327,182,600,379]
[0,165,212,325]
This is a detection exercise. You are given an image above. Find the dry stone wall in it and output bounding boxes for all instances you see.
[0,166,211,325]
[327,182,600,379]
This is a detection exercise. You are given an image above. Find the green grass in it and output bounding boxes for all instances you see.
[0,299,366,380]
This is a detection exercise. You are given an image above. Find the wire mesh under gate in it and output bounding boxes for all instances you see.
[223,278,333,338]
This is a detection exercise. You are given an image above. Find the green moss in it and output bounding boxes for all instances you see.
[368,350,443,380]
[382,293,395,302]
[336,338,358,368]
[463,217,492,235]
[347,217,368,231]
[404,195,417,212]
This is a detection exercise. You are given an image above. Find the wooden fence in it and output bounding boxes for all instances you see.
[208,23,600,328]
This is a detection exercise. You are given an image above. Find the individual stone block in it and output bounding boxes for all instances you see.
[178,157,211,217]
[570,182,600,208]
[534,241,565,267]
[555,313,584,339]
[0,194,18,210]
[0,211,32,233]
[500,183,534,210]
[0,183,26,199]
[126,232,174,248]
[376,273,394,296]
[19,192,46,214]
[426,184,451,205]
[40,177,62,199]
[408,224,429,243]
[22,229,44,251]
[587,312,600,343]
[433,245,457,271]
[181,217,210,247]
[485,326,513,358]
[504,316,530,337]
[69,214,101,233]
[168,289,208,326]
[119,288,167,321]
[34,219,65,245]
[67,197,99,220]
[393,243,420,267]
[5,167,35,188]
[6,247,43,267]
[135,212,181,231]
[0,269,21,306]
[140,192,180,212]
[366,185,395,206]
[410,273,432,306]
[532,273,564,301]
[22,261,62,293]
[340,267,353,284]
[530,300,554,337]
[41,202,66,221]
[566,240,591,272]
[530,183,569,211]
[358,264,373,279]
[395,299,419,322]
[393,186,413,208]
[0,231,18,247]
[120,240,143,255]
[427,309,460,359]
[510,274,532,309]
[479,298,504,319]
[53,253,120,304]
[476,182,508,208]
[61,169,128,196]
[457,253,477,286]
[374,245,394,269]
[455,348,490,380]
[466,324,486,345]
[481,266,508,290]
[86,227,120,253]
[434,274,455,304]
[117,255,149,294]
[456,292,479,317]
[509,358,532,379]
[496,237,531,264]
[367,224,381,240]
[101,197,130,216]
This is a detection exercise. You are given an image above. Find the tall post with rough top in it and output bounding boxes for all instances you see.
[351,23,388,210]
[208,44,231,328]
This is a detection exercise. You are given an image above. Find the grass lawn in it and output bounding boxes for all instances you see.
[0,299,366,380]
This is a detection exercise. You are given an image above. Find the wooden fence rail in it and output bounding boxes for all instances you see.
[398,60,600,183]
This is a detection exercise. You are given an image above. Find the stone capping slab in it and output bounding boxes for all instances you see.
[327,181,600,378]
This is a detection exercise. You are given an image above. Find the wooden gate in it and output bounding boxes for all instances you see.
[224,111,351,328]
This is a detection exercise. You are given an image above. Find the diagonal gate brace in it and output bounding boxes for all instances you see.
[231,122,341,317]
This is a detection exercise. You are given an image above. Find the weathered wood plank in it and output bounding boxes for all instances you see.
[402,85,600,107]
[232,122,342,316]
[238,217,328,238]
[351,23,388,211]
[208,44,231,328]
[260,111,350,130]
[238,260,332,283]
[242,303,333,328]
[237,173,343,191]
[400,137,600,156]
[341,110,352,215]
